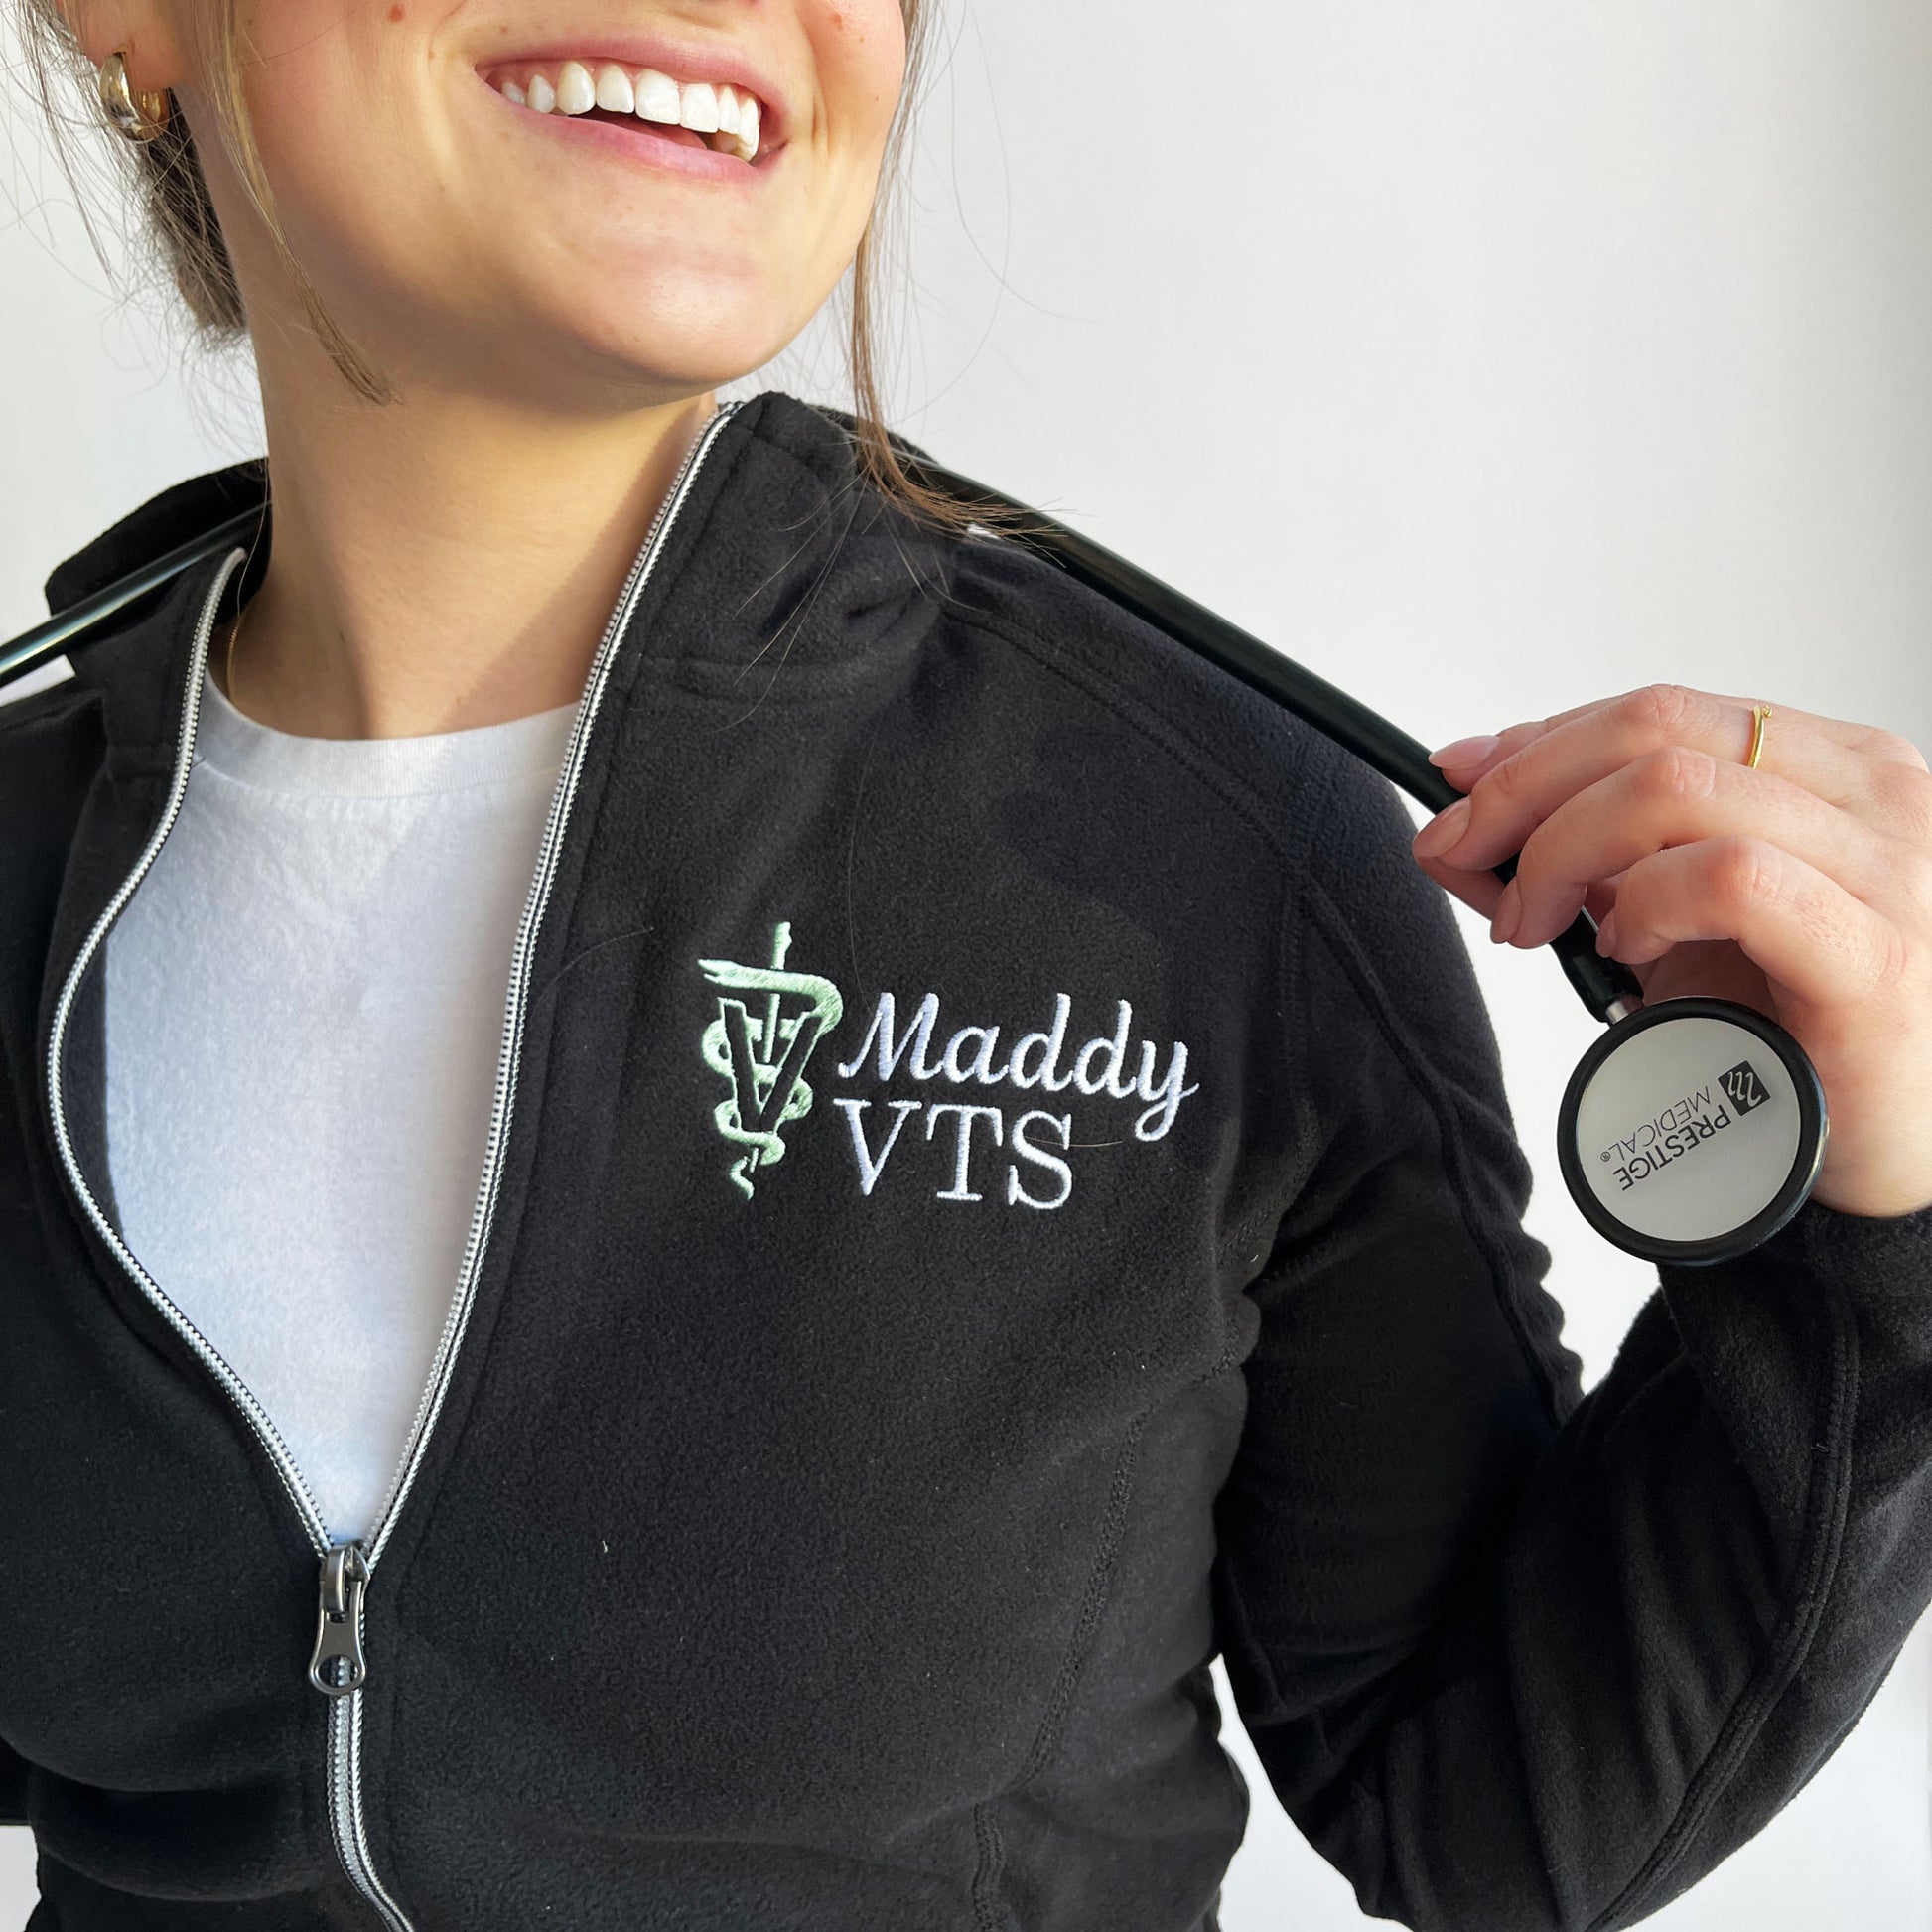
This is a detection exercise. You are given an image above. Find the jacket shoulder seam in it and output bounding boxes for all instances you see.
[1298,867,1569,1427]
[947,594,1310,1238]
[942,595,1301,879]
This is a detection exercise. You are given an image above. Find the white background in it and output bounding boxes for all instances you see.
[4,2,1931,1925]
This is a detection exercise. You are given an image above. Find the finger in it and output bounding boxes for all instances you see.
[1413,847,1508,920]
[1494,747,1902,952]
[1531,685,1928,763]
[1428,684,1927,806]
[1417,844,1636,960]
[1419,685,1901,878]
[1598,836,1906,1011]
[1425,717,1549,786]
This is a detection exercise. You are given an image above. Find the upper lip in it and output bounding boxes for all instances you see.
[479,35,792,150]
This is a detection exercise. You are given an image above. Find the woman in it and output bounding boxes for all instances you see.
[3,4,1931,1930]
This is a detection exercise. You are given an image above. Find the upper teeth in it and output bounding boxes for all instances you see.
[493,61,762,161]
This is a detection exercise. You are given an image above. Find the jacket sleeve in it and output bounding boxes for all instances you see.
[1210,739,1932,1932]
[0,1734,26,1826]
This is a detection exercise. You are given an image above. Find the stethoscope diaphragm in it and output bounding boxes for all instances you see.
[1557,995,1828,1265]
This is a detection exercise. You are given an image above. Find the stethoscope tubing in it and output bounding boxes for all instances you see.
[0,506,266,686]
[896,453,1645,1025]
[0,471,1644,1025]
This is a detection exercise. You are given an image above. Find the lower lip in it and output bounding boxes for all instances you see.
[481,78,778,184]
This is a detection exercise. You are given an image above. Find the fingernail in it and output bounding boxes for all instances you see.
[1491,883,1523,945]
[1428,733,1499,768]
[1412,795,1472,860]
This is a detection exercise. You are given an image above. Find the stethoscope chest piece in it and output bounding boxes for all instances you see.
[1557,996,1828,1266]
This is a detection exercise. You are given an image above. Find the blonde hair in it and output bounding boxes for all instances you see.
[12,0,994,534]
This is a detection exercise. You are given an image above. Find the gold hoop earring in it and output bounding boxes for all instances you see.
[98,50,171,143]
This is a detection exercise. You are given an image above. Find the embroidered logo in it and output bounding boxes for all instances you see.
[698,921,845,1199]
[697,918,1199,1207]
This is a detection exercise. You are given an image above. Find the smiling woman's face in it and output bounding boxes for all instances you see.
[178,0,908,405]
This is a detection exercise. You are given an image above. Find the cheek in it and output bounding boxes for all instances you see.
[785,0,905,290]
[236,0,414,151]
[227,4,474,293]
[815,0,910,157]
[236,9,433,184]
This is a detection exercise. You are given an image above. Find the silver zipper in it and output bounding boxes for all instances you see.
[44,544,337,1557]
[44,399,743,1931]
[353,396,742,1572]
[311,1543,371,1695]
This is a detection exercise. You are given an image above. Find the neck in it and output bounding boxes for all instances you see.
[224,369,717,741]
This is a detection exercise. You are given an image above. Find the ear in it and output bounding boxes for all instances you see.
[63,0,189,93]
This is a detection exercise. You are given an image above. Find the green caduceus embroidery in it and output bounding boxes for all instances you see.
[698,921,844,1200]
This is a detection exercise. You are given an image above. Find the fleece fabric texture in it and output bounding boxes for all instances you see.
[2,389,1931,1932]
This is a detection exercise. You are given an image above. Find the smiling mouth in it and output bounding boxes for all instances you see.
[485,61,767,163]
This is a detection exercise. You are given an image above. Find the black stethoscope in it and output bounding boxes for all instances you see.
[0,451,1826,1265]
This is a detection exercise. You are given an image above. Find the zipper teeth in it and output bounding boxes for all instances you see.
[43,544,333,1557]
[45,398,741,1932]
[41,543,391,1920]
[333,1697,411,1932]
[360,396,742,1568]
[323,400,743,1930]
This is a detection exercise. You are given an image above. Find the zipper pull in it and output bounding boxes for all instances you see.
[308,1541,371,1699]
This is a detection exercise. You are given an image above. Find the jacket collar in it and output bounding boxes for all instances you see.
[48,388,953,762]
[31,389,957,1239]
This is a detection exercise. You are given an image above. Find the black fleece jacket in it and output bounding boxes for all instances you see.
[2,390,1931,1932]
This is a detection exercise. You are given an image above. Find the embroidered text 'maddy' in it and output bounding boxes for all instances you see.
[698,921,1199,1209]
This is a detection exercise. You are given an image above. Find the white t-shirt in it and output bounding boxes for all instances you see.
[104,664,580,1543]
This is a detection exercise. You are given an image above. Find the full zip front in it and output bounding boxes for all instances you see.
[10,387,1932,1932]
[39,400,744,1930]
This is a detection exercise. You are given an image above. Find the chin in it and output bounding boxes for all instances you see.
[532,291,797,394]
[312,265,790,403]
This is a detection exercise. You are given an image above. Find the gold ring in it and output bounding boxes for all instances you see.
[1744,703,1771,771]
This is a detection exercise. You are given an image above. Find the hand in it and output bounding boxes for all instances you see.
[1409,683,1932,1219]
